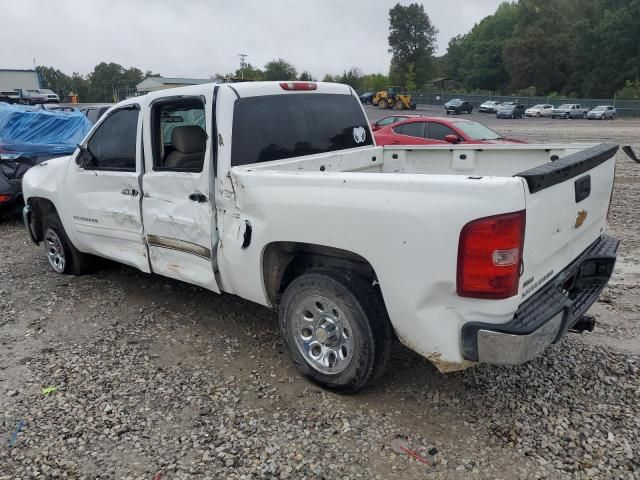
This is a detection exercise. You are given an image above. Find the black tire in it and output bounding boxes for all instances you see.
[42,212,94,275]
[279,269,393,393]
[564,113,570,119]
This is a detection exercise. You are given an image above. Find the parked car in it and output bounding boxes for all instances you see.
[551,104,589,119]
[587,105,616,120]
[478,100,501,113]
[79,104,113,124]
[525,104,554,117]
[22,81,618,392]
[0,103,92,215]
[370,114,420,131]
[374,116,525,145]
[496,103,526,119]
[359,92,375,104]
[445,99,473,114]
[36,89,61,103]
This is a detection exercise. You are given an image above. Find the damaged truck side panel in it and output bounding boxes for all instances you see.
[22,81,618,393]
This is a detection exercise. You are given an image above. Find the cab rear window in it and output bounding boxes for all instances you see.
[231,93,372,167]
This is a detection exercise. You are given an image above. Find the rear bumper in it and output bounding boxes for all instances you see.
[461,234,619,365]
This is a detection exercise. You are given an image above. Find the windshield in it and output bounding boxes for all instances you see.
[558,104,572,109]
[498,104,514,111]
[232,93,372,167]
[593,106,607,111]
[455,121,501,140]
[530,105,543,109]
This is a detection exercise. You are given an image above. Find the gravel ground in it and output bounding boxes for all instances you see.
[1,109,638,479]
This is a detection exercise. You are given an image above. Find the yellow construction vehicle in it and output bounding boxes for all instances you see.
[372,86,416,110]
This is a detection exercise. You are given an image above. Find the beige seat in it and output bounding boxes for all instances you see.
[164,125,206,169]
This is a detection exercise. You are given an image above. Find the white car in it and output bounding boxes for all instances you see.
[525,104,554,117]
[21,81,619,392]
[479,100,501,113]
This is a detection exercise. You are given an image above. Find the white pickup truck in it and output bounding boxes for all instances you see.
[22,81,618,392]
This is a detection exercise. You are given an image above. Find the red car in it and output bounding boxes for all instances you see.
[373,116,525,146]
[370,114,420,131]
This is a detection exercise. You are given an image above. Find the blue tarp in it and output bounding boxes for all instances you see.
[0,103,92,157]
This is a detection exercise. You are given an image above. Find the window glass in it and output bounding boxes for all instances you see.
[377,116,398,127]
[153,99,206,172]
[86,108,139,171]
[231,93,372,167]
[396,122,424,138]
[454,121,501,140]
[427,122,457,141]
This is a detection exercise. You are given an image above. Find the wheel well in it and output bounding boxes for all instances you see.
[262,242,378,308]
[27,197,58,242]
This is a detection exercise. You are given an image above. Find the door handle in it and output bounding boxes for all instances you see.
[121,187,138,197]
[189,193,208,203]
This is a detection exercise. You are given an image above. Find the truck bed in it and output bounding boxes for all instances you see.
[242,143,603,177]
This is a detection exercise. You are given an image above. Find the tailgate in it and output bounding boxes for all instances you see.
[516,143,617,300]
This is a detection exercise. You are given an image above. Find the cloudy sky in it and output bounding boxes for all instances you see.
[2,0,504,78]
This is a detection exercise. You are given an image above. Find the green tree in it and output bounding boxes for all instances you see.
[405,63,416,91]
[35,66,72,97]
[338,68,364,91]
[617,78,640,99]
[361,73,388,92]
[502,0,574,95]
[263,59,297,81]
[233,63,263,80]
[298,71,315,81]
[322,74,336,82]
[452,2,518,92]
[387,3,438,87]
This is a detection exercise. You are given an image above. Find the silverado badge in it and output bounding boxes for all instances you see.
[575,209,588,228]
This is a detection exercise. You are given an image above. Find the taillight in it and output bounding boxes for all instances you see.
[0,194,11,203]
[279,82,317,91]
[457,211,526,299]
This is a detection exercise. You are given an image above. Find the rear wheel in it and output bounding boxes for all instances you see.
[395,100,404,110]
[279,269,393,393]
[378,99,388,109]
[42,213,94,275]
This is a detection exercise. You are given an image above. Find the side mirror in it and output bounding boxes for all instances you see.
[444,134,460,144]
[75,144,95,168]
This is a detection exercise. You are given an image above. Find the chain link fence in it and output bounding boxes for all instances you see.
[409,91,640,118]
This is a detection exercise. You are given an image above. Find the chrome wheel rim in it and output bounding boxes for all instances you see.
[45,228,65,273]
[291,295,354,375]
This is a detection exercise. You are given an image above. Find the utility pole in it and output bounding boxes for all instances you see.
[238,53,248,79]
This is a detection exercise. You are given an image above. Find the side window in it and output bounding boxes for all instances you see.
[152,98,206,172]
[85,108,139,171]
[395,122,424,138]
[427,122,457,141]
[87,109,99,124]
[377,116,397,127]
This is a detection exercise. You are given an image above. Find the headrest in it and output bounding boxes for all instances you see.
[171,125,206,154]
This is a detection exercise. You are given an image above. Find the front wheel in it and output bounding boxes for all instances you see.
[378,99,388,109]
[394,100,404,110]
[42,212,95,275]
[279,269,393,393]
[565,113,570,119]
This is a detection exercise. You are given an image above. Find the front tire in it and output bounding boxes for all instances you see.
[378,99,388,109]
[279,269,393,393]
[42,213,94,275]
